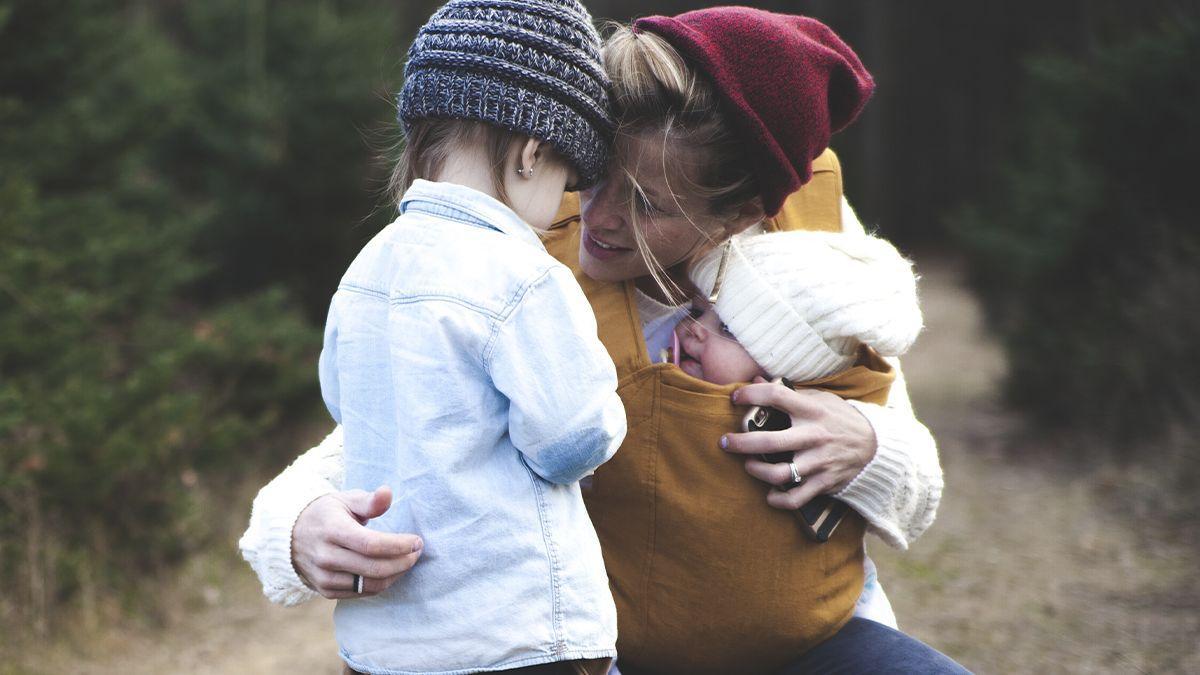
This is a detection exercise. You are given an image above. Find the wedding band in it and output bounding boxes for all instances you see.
[789,462,803,485]
[353,574,364,594]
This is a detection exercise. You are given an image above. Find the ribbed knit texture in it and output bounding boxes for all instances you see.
[399,0,614,188]
[841,397,943,550]
[690,230,923,383]
[635,8,874,215]
[238,427,345,606]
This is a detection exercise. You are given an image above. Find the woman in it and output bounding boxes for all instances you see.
[241,7,964,674]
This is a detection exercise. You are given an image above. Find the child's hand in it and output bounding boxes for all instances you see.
[721,377,877,511]
[291,485,424,599]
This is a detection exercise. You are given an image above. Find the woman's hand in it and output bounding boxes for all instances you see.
[291,486,424,599]
[722,378,877,511]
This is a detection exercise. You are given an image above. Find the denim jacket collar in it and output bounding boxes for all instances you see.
[399,179,546,252]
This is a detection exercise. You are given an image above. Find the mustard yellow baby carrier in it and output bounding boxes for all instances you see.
[543,150,895,674]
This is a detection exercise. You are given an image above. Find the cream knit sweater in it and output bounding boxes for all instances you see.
[239,197,944,606]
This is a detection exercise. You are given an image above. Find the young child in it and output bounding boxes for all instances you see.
[672,228,924,629]
[318,2,624,673]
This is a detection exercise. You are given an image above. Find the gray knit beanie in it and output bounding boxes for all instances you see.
[399,0,614,189]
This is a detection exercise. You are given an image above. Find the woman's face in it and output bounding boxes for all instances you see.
[577,132,727,284]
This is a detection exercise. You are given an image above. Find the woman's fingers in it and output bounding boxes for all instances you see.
[313,569,409,599]
[727,381,879,498]
[306,554,417,600]
[765,474,836,512]
[722,422,827,456]
[319,545,422,581]
[291,491,424,599]
[730,381,833,418]
[332,523,423,559]
[742,457,790,486]
[743,454,825,487]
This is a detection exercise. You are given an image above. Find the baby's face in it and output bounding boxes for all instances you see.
[673,298,766,385]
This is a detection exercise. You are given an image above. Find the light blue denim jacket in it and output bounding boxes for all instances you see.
[321,180,625,674]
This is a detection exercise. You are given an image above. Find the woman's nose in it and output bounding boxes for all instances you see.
[580,176,625,232]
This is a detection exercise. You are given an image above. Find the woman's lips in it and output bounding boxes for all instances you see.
[582,227,632,261]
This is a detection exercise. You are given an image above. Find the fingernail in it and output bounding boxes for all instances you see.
[730,390,739,403]
[719,435,729,450]
[412,538,423,554]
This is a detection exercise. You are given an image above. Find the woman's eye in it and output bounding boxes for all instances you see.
[634,190,659,214]
[688,307,704,320]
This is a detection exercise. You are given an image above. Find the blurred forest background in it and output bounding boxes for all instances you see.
[2,0,1198,671]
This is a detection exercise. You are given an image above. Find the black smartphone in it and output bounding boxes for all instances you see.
[739,383,849,543]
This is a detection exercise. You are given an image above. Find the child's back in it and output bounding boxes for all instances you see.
[318,1,622,672]
[323,180,622,672]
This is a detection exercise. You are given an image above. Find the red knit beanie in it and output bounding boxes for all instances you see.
[634,8,874,216]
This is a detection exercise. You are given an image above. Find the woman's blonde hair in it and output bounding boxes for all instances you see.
[602,25,762,301]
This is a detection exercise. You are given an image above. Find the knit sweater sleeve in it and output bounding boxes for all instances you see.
[238,425,345,606]
[839,361,943,550]
[833,196,944,550]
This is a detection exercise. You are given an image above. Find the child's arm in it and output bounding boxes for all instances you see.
[486,265,627,485]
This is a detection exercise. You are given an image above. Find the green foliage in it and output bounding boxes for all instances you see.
[954,20,1200,442]
[156,0,412,321]
[0,0,419,620]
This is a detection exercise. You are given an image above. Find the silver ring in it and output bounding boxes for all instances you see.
[353,574,364,594]
[788,462,803,486]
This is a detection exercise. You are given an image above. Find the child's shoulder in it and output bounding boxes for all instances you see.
[360,213,567,318]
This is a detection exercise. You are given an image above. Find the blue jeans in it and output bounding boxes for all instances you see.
[776,618,971,674]
[613,618,970,675]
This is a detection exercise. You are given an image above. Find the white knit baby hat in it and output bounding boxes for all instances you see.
[689,230,923,382]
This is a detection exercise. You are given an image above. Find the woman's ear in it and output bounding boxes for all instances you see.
[723,199,766,237]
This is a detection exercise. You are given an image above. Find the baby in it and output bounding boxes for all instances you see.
[671,228,924,628]
[676,229,921,386]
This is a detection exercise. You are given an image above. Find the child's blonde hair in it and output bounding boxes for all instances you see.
[388,120,521,207]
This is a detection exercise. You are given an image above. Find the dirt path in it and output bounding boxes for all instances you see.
[15,256,1199,674]
[871,256,1199,673]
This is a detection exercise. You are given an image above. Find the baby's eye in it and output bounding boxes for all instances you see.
[719,322,733,335]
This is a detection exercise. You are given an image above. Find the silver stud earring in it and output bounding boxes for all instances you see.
[517,167,533,178]
[516,168,524,176]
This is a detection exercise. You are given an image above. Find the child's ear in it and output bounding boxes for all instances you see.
[518,137,544,175]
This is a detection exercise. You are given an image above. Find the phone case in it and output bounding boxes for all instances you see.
[741,402,849,543]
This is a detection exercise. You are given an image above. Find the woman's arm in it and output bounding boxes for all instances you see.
[239,426,345,605]
[839,361,942,550]
[834,198,942,548]
[721,196,943,550]
[238,426,423,604]
[722,376,941,550]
